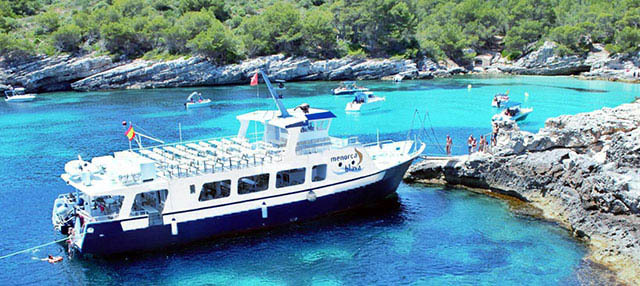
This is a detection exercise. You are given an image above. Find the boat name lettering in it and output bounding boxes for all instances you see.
[331,153,358,162]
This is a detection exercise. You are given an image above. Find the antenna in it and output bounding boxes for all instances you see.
[257,70,290,118]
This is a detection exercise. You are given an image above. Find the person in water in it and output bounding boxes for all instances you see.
[45,255,63,263]
[445,135,452,156]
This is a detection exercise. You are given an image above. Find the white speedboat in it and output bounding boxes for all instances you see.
[491,92,509,107]
[345,92,386,112]
[332,81,369,95]
[492,102,533,122]
[185,92,213,109]
[52,70,424,256]
[4,87,36,102]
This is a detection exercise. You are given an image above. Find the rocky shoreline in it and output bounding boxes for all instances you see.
[404,99,640,285]
[1,41,639,93]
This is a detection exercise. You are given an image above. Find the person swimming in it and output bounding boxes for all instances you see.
[44,255,63,263]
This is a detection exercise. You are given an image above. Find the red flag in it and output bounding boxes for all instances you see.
[250,72,258,86]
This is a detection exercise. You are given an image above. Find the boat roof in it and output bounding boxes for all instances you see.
[186,91,203,101]
[503,102,521,108]
[237,107,336,129]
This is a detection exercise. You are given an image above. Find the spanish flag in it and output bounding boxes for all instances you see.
[125,125,135,141]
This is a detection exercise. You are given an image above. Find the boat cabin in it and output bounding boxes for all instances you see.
[57,103,339,227]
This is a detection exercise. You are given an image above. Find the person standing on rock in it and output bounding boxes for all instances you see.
[491,124,498,146]
[467,135,474,154]
[446,135,452,156]
[479,135,486,152]
[472,137,477,153]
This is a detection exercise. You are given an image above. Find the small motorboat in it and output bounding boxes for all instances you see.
[345,91,385,112]
[185,92,213,109]
[332,81,369,95]
[393,74,403,83]
[491,102,533,122]
[491,91,509,107]
[4,87,36,102]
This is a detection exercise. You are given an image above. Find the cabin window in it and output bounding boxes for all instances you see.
[190,184,196,194]
[91,195,124,217]
[199,180,231,201]
[276,168,306,188]
[238,173,269,194]
[312,164,327,182]
[130,189,168,216]
[273,127,288,144]
[301,120,328,133]
[316,120,328,130]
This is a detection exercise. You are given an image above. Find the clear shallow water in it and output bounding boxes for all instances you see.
[0,76,636,285]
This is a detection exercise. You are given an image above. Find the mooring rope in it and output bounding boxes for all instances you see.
[0,236,71,260]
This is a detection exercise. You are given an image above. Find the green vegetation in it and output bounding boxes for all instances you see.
[0,0,639,65]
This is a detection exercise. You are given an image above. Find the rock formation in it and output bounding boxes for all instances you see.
[496,41,591,75]
[404,99,640,284]
[0,54,421,92]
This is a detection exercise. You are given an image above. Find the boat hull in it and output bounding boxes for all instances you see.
[332,88,369,95]
[76,159,414,256]
[345,98,385,112]
[5,95,36,102]
[186,100,213,109]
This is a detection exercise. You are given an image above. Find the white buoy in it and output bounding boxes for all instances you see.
[261,202,268,219]
[467,84,472,91]
[307,191,317,202]
[171,218,178,236]
[525,92,529,97]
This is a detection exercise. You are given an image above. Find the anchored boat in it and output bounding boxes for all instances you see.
[345,91,386,112]
[52,71,424,256]
[491,102,533,122]
[332,81,370,95]
[491,92,509,108]
[185,92,213,109]
[4,87,36,102]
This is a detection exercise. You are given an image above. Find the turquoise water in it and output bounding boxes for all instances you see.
[0,76,636,285]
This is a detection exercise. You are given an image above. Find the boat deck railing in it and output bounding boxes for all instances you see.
[75,207,118,222]
[129,134,365,179]
[134,132,286,179]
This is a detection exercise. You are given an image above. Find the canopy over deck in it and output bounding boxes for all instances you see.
[236,107,335,129]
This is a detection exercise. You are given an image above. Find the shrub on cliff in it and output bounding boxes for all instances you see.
[608,27,640,54]
[187,19,240,64]
[549,25,591,56]
[238,2,303,57]
[101,21,144,59]
[0,32,36,63]
[179,0,230,21]
[504,20,544,57]
[301,8,339,59]
[52,24,83,53]
[35,10,60,35]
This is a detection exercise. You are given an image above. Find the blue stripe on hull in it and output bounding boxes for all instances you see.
[79,160,413,256]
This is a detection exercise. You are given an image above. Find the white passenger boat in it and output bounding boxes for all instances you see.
[185,92,213,109]
[332,81,369,95]
[491,102,533,122]
[345,92,386,112]
[52,71,424,256]
[4,87,36,102]
[491,92,509,108]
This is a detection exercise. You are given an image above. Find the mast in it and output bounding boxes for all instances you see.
[258,70,290,118]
